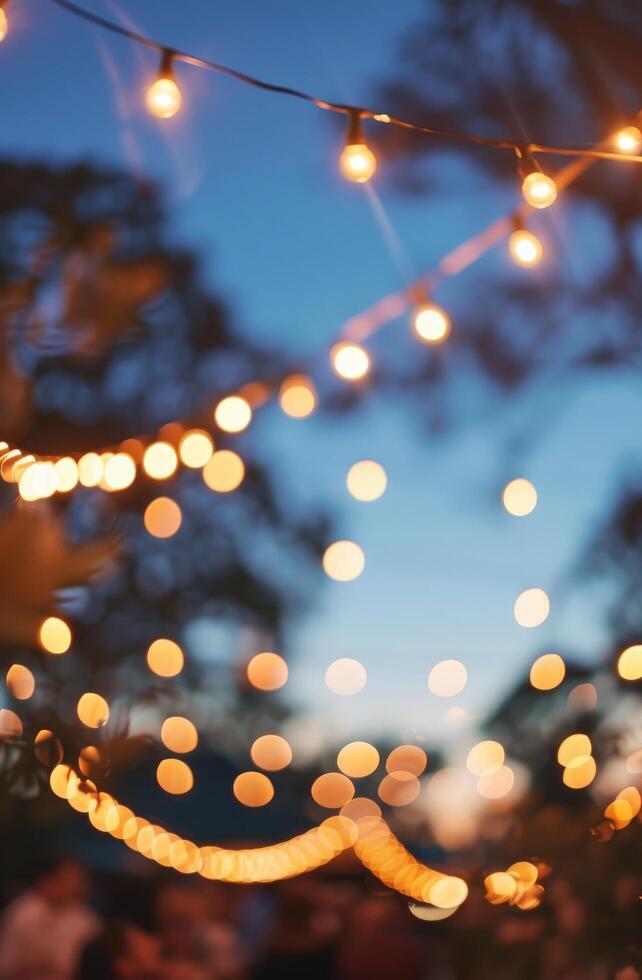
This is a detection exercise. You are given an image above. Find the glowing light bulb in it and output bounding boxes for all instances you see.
[509,229,543,267]
[146,50,182,119]
[521,171,557,209]
[339,111,376,183]
[613,125,642,155]
[340,143,377,183]
[0,7,8,43]
[331,342,370,380]
[412,303,451,344]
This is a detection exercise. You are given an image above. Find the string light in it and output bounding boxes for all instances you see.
[339,111,377,183]
[214,395,252,433]
[412,301,451,344]
[613,124,642,155]
[331,342,370,380]
[517,148,557,209]
[508,224,543,266]
[145,49,182,119]
[0,2,8,43]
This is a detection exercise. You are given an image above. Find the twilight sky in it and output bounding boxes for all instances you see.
[2,0,639,755]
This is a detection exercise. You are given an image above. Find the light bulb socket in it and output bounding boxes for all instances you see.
[158,48,176,80]
[408,284,429,307]
[346,109,365,146]
[514,145,540,181]
[510,214,525,234]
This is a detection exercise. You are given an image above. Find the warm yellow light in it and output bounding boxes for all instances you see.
[146,638,184,677]
[513,587,550,628]
[521,171,557,209]
[233,771,274,807]
[144,497,182,538]
[378,772,420,807]
[143,441,178,480]
[429,877,468,910]
[386,744,427,778]
[157,758,194,794]
[6,664,35,700]
[339,143,377,183]
[246,652,288,691]
[337,741,380,778]
[412,304,451,344]
[476,764,515,799]
[214,395,252,433]
[78,452,103,487]
[146,76,182,119]
[346,460,387,501]
[53,457,79,493]
[77,692,110,728]
[35,730,63,767]
[331,342,370,380]
[103,452,136,491]
[0,708,22,739]
[530,652,565,691]
[279,375,317,418]
[161,716,198,754]
[0,8,8,42]
[18,462,56,501]
[311,772,355,809]
[502,477,537,516]
[178,429,213,468]
[562,754,596,789]
[39,616,72,655]
[428,659,467,697]
[322,540,365,582]
[466,740,505,776]
[557,733,591,767]
[250,734,292,771]
[325,658,367,696]
[509,229,543,266]
[202,449,245,492]
[617,644,642,681]
[613,125,642,155]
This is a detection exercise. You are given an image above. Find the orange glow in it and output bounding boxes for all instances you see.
[521,171,557,209]
[557,733,592,767]
[0,708,22,739]
[339,143,377,183]
[322,540,365,582]
[78,745,101,776]
[34,729,63,767]
[279,375,317,418]
[337,741,380,778]
[325,658,367,695]
[613,125,642,154]
[378,772,420,806]
[484,871,518,904]
[214,396,252,433]
[530,653,566,691]
[386,745,427,777]
[346,460,387,501]
[146,76,182,118]
[78,452,103,487]
[6,664,35,700]
[429,876,468,909]
[412,304,451,344]
[103,452,136,491]
[428,659,467,697]
[178,429,213,468]
[39,616,72,655]
[144,497,182,538]
[513,587,550,627]
[157,758,194,794]
[50,764,75,799]
[331,342,370,380]
[250,734,292,771]
[77,692,110,728]
[625,749,642,774]
[509,229,542,266]
[567,682,598,712]
[18,462,56,501]
[617,644,642,681]
[562,754,596,789]
[53,457,79,493]
[616,785,641,818]
[161,716,198,754]
[247,652,288,691]
[143,441,178,480]
[146,638,184,677]
[311,772,355,809]
[466,740,505,776]
[233,771,274,807]
[202,449,245,492]
[502,477,537,516]
[0,8,7,42]
[604,799,633,830]
[477,764,515,799]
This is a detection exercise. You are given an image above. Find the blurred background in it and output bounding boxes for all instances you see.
[0,1,641,977]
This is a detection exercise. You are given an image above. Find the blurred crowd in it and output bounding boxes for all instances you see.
[0,854,639,980]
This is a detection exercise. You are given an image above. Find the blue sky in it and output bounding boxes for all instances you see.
[2,0,639,751]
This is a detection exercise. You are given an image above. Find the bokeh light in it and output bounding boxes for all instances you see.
[557,733,592,767]
[250,734,292,771]
[562,755,596,789]
[521,171,557,209]
[337,741,380,778]
[509,229,543,266]
[157,758,194,794]
[428,659,467,697]
[378,772,420,806]
[144,497,182,538]
[339,143,377,183]
[78,452,103,487]
[324,658,367,696]
[146,76,182,119]
[202,450,245,492]
[53,457,79,493]
[331,342,370,380]
[477,764,515,799]
[514,588,550,628]
[346,460,387,501]
[466,740,505,776]
[103,452,136,491]
[279,375,317,418]
[146,638,184,677]
[77,692,110,728]
[143,442,178,480]
[613,125,642,154]
[214,396,252,433]
[617,644,642,681]
[161,716,198,754]
[178,429,214,468]
[233,771,274,807]
[412,304,451,344]
[530,653,566,691]
[311,772,356,809]
[502,478,537,516]
[39,616,72,655]
[6,664,35,700]
[385,745,427,777]
[322,540,365,582]
[0,708,22,739]
[246,652,288,691]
